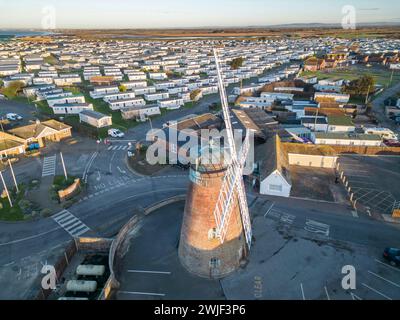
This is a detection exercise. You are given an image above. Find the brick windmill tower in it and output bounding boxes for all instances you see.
[178,49,253,279]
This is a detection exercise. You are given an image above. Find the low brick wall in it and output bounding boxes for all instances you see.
[58,178,81,202]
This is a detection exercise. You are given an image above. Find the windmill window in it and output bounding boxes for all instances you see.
[208,228,218,240]
[209,258,220,268]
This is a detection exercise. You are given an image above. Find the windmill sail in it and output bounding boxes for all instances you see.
[212,48,252,249]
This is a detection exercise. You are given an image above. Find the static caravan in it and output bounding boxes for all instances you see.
[108,98,145,111]
[79,110,112,128]
[144,92,170,102]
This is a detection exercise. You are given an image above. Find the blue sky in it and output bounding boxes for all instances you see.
[0,0,399,29]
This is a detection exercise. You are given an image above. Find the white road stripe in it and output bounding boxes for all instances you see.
[73,227,90,237]
[368,271,400,288]
[300,283,305,300]
[52,210,91,238]
[127,270,171,275]
[264,202,275,218]
[351,292,363,300]
[361,283,392,300]
[351,211,359,218]
[324,286,331,300]
[375,259,400,272]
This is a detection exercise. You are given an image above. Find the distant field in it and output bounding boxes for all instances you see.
[301,65,400,87]
[62,26,400,40]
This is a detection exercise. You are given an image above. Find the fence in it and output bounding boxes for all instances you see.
[34,237,113,300]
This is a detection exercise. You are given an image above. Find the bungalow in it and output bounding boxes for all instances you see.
[79,110,112,128]
[0,131,26,158]
[8,119,72,148]
[312,132,382,146]
[108,98,146,111]
[121,105,161,121]
[47,94,86,107]
[51,103,94,115]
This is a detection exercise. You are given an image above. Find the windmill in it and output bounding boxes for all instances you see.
[178,48,252,279]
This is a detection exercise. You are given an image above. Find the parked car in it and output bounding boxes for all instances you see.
[108,128,125,138]
[383,247,400,266]
[6,113,22,121]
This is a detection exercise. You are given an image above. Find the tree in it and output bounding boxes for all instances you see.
[190,89,202,102]
[228,57,245,70]
[119,85,127,92]
[0,81,24,99]
[344,75,375,96]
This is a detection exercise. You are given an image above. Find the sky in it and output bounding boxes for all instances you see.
[0,0,399,29]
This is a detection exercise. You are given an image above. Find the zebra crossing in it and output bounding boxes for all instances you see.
[42,155,57,177]
[52,209,91,237]
[107,145,130,152]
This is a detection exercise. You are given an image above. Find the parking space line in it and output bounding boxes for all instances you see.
[324,286,330,300]
[304,220,330,237]
[264,202,275,218]
[300,283,305,300]
[118,291,166,297]
[350,292,362,300]
[368,271,400,288]
[127,269,171,275]
[374,259,400,273]
[361,283,392,300]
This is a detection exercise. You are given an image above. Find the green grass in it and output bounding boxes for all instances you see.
[300,65,400,88]
[44,54,59,65]
[0,185,27,221]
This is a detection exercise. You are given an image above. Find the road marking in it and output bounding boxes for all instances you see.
[324,286,330,300]
[107,145,113,151]
[127,270,171,275]
[351,292,363,300]
[351,211,359,218]
[304,220,330,237]
[375,259,400,273]
[118,291,165,297]
[42,155,56,177]
[300,283,306,300]
[82,152,98,183]
[368,271,400,288]
[1,261,15,267]
[52,209,90,238]
[361,283,392,300]
[0,227,61,247]
[117,166,127,174]
[264,202,275,218]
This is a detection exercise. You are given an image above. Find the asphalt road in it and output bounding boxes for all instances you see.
[371,81,400,133]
